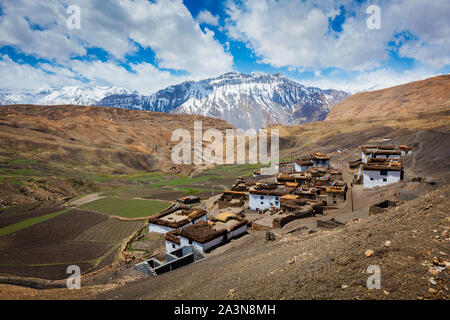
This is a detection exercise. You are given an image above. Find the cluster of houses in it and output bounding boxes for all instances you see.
[148,204,249,253]
[220,152,347,228]
[146,152,347,255]
[355,145,412,188]
[136,146,414,276]
[250,152,347,209]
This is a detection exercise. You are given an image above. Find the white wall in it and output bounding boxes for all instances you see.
[180,236,223,252]
[362,151,369,163]
[197,236,223,252]
[363,170,401,188]
[374,154,400,160]
[149,223,174,234]
[227,224,247,240]
[401,150,412,156]
[249,194,280,211]
[165,240,181,252]
[294,163,310,172]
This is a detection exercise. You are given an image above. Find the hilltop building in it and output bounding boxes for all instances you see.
[165,213,248,253]
[361,146,402,163]
[363,158,403,188]
[148,206,207,234]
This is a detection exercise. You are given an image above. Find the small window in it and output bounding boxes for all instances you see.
[370,177,374,181]
[380,170,388,175]
[383,178,387,182]
[261,202,264,205]
[275,197,279,200]
[260,196,264,199]
[333,201,337,204]
[172,244,176,249]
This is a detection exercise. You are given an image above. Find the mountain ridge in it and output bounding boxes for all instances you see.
[326,74,450,121]
[99,72,349,130]
[0,72,348,130]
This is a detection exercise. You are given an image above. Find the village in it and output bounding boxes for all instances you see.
[133,144,413,277]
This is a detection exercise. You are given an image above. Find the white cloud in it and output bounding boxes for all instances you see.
[124,0,232,75]
[0,55,81,91]
[197,10,220,26]
[0,53,193,95]
[67,59,191,94]
[225,0,450,70]
[300,68,440,93]
[0,0,233,87]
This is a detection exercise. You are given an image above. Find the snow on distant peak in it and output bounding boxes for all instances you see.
[0,85,135,106]
[99,72,349,130]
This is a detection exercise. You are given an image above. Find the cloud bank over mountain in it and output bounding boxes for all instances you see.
[0,0,448,95]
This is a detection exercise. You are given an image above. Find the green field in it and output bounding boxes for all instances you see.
[0,208,69,236]
[79,197,171,218]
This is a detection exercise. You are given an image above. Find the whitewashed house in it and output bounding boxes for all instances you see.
[294,160,313,172]
[361,146,401,163]
[249,190,284,211]
[165,221,229,253]
[363,161,403,188]
[148,207,207,234]
[399,145,413,156]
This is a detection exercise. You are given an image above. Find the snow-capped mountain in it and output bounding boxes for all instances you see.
[0,73,348,130]
[0,85,135,106]
[99,72,348,130]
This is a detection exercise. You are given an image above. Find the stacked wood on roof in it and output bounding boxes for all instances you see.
[149,206,207,228]
[180,221,227,244]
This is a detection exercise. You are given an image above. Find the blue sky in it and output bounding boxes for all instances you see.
[0,0,449,94]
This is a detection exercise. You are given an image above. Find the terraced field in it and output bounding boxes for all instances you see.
[75,219,144,242]
[79,197,171,218]
[0,206,145,280]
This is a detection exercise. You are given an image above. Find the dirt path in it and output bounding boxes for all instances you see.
[66,193,104,207]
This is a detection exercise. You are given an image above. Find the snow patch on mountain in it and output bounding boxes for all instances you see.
[99,72,349,130]
[0,85,135,106]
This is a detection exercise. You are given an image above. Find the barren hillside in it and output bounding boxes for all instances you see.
[326,75,450,120]
[274,110,450,184]
[0,105,234,174]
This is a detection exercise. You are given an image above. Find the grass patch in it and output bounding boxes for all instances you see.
[173,187,202,195]
[0,202,41,217]
[151,175,216,188]
[79,197,171,218]
[0,208,69,236]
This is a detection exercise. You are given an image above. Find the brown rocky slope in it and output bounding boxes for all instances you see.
[326,74,450,121]
[0,104,234,173]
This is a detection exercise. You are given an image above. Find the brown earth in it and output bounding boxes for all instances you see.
[0,209,142,280]
[0,205,64,228]
[0,104,233,173]
[326,74,450,121]
[0,105,234,204]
